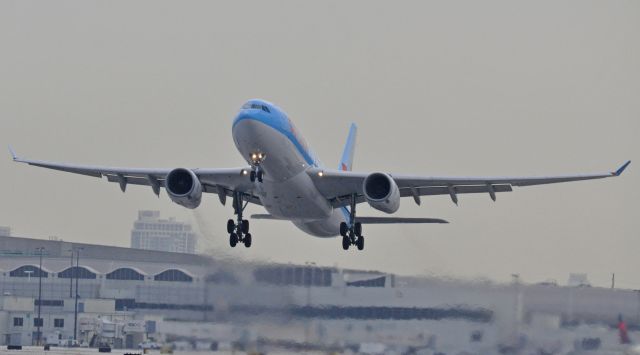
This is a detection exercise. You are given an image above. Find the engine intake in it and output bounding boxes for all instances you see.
[165,168,202,209]
[362,172,400,214]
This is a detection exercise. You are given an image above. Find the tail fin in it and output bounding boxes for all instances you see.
[339,123,357,171]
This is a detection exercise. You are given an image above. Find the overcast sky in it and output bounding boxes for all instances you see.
[1,1,638,287]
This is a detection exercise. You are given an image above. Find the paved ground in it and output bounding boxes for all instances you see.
[3,347,315,355]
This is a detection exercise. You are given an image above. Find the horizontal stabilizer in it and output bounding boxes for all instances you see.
[355,217,448,224]
[252,214,448,224]
[251,214,288,220]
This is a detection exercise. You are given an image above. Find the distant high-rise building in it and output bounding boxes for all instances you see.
[567,273,590,287]
[0,226,11,237]
[130,211,197,254]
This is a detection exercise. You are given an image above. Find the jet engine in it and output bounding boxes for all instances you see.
[165,168,203,209]
[362,172,400,214]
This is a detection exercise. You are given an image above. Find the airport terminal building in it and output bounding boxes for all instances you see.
[1,235,639,351]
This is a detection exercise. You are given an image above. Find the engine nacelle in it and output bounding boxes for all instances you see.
[165,168,202,209]
[362,172,400,214]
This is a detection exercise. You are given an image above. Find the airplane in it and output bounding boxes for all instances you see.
[9,99,630,251]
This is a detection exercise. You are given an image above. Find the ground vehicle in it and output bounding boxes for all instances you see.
[61,339,80,347]
[138,340,161,349]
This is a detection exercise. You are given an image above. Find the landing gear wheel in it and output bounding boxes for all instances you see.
[227,219,235,234]
[257,170,264,183]
[250,170,256,182]
[229,233,238,247]
[230,190,252,249]
[339,222,348,237]
[342,236,350,250]
[356,236,364,250]
[354,222,362,237]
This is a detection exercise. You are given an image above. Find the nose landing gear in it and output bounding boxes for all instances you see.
[249,169,264,183]
[340,194,365,251]
[228,191,253,248]
[248,152,266,183]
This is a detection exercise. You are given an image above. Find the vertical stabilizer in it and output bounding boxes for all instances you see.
[339,123,357,171]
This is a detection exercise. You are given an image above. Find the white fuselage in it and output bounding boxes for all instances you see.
[231,106,347,237]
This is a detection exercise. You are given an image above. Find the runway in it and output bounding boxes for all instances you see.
[4,347,315,355]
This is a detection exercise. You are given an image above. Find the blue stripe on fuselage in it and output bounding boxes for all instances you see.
[233,108,318,167]
[340,206,350,226]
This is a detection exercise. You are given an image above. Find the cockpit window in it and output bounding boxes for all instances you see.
[242,103,270,113]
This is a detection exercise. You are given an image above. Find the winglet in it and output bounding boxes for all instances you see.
[8,145,17,161]
[613,160,631,176]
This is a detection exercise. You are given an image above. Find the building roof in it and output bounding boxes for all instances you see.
[0,235,215,278]
[0,235,212,265]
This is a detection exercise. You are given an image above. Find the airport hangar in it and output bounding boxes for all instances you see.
[0,235,639,347]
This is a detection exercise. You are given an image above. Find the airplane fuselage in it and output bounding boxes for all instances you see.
[232,100,347,237]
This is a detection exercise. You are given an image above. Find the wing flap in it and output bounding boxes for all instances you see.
[105,174,165,186]
[250,214,287,220]
[400,184,512,196]
[14,157,170,178]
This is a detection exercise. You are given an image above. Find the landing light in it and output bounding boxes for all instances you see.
[242,170,249,175]
[318,171,324,177]
[250,152,266,164]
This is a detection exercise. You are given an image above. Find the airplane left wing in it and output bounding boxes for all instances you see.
[308,161,630,207]
[9,147,259,204]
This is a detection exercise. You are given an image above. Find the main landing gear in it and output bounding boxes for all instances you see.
[228,191,252,248]
[340,194,364,251]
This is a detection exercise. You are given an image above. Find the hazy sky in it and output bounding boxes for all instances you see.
[1,1,638,287]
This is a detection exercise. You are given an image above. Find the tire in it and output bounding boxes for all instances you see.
[257,170,264,183]
[354,222,362,236]
[227,219,235,234]
[342,236,350,250]
[339,222,348,237]
[244,233,252,247]
[250,170,256,182]
[242,220,250,234]
[229,233,238,247]
[356,236,364,251]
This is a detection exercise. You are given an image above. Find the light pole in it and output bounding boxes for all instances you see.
[511,273,521,335]
[68,249,74,298]
[73,247,83,341]
[634,289,640,327]
[304,262,315,345]
[35,247,45,346]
